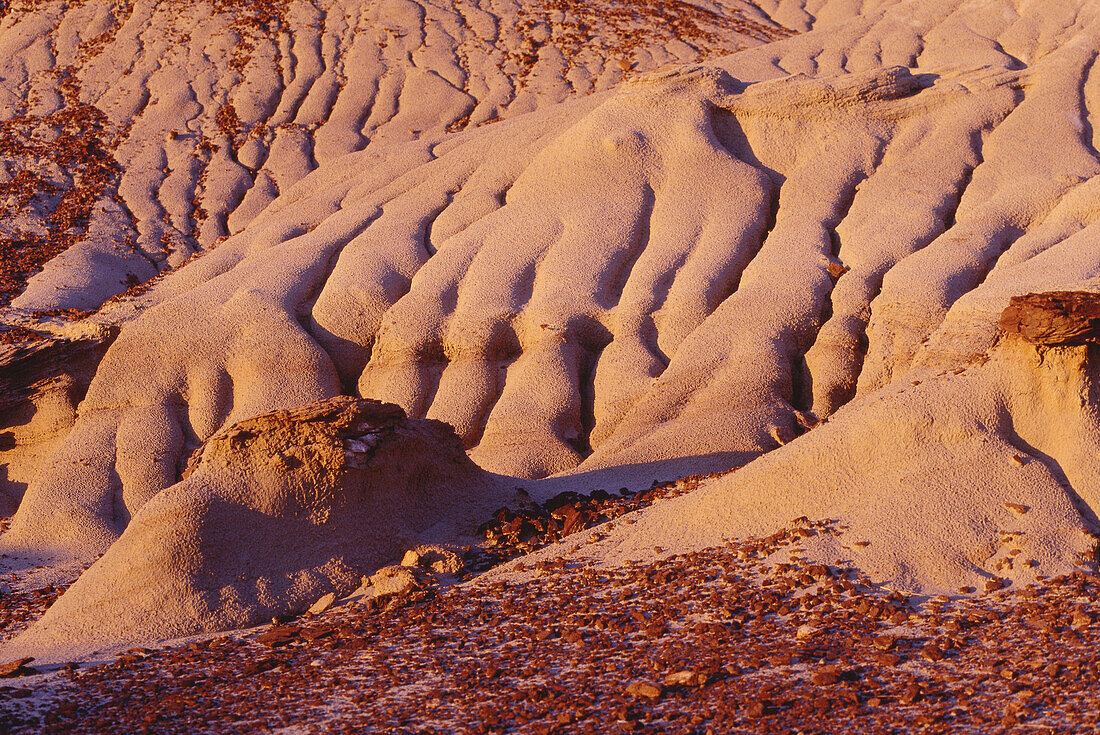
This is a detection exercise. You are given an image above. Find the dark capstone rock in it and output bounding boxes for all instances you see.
[999,291,1100,346]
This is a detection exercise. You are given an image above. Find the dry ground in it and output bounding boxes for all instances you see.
[1,507,1097,734]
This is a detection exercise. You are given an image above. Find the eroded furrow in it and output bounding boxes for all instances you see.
[2,0,782,314]
[7,1,1100,579]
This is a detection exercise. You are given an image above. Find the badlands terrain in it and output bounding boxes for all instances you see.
[2,0,1100,731]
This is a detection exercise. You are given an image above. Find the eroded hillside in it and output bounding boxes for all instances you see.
[1,0,1100,696]
[0,0,790,311]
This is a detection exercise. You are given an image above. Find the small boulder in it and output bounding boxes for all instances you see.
[308,592,337,615]
[811,666,840,686]
[1071,611,1092,628]
[624,680,663,699]
[872,634,895,651]
[368,565,426,599]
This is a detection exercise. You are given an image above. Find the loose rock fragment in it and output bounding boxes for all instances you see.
[663,671,706,687]
[256,626,300,648]
[872,635,895,651]
[899,683,923,705]
[920,644,944,662]
[872,652,902,667]
[11,532,1100,733]
[241,658,279,676]
[624,681,663,699]
[308,593,337,615]
[745,700,773,718]
[0,657,35,677]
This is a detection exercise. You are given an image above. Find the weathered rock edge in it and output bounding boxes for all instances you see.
[1000,291,1100,347]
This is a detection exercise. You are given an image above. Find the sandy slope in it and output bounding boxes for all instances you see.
[0,0,789,311]
[3,0,1100,663]
[0,0,790,521]
[528,332,1100,596]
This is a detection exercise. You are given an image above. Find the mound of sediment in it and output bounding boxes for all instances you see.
[0,396,497,663]
[0,0,791,547]
[0,321,116,515]
[15,0,1100,562]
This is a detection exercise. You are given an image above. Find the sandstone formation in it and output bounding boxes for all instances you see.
[12,0,1100,563]
[0,0,787,311]
[0,0,794,557]
[1,396,497,663]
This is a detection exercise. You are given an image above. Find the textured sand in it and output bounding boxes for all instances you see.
[0,0,788,311]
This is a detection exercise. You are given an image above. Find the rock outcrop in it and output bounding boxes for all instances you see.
[3,0,1100,667]
[1,396,498,663]
[10,0,1100,565]
[563,292,1100,593]
[999,291,1100,346]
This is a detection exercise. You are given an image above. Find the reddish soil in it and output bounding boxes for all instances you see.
[504,0,795,87]
[2,516,1096,734]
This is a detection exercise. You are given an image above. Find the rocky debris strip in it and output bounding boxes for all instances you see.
[465,472,730,570]
[2,519,1098,734]
[0,583,67,645]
